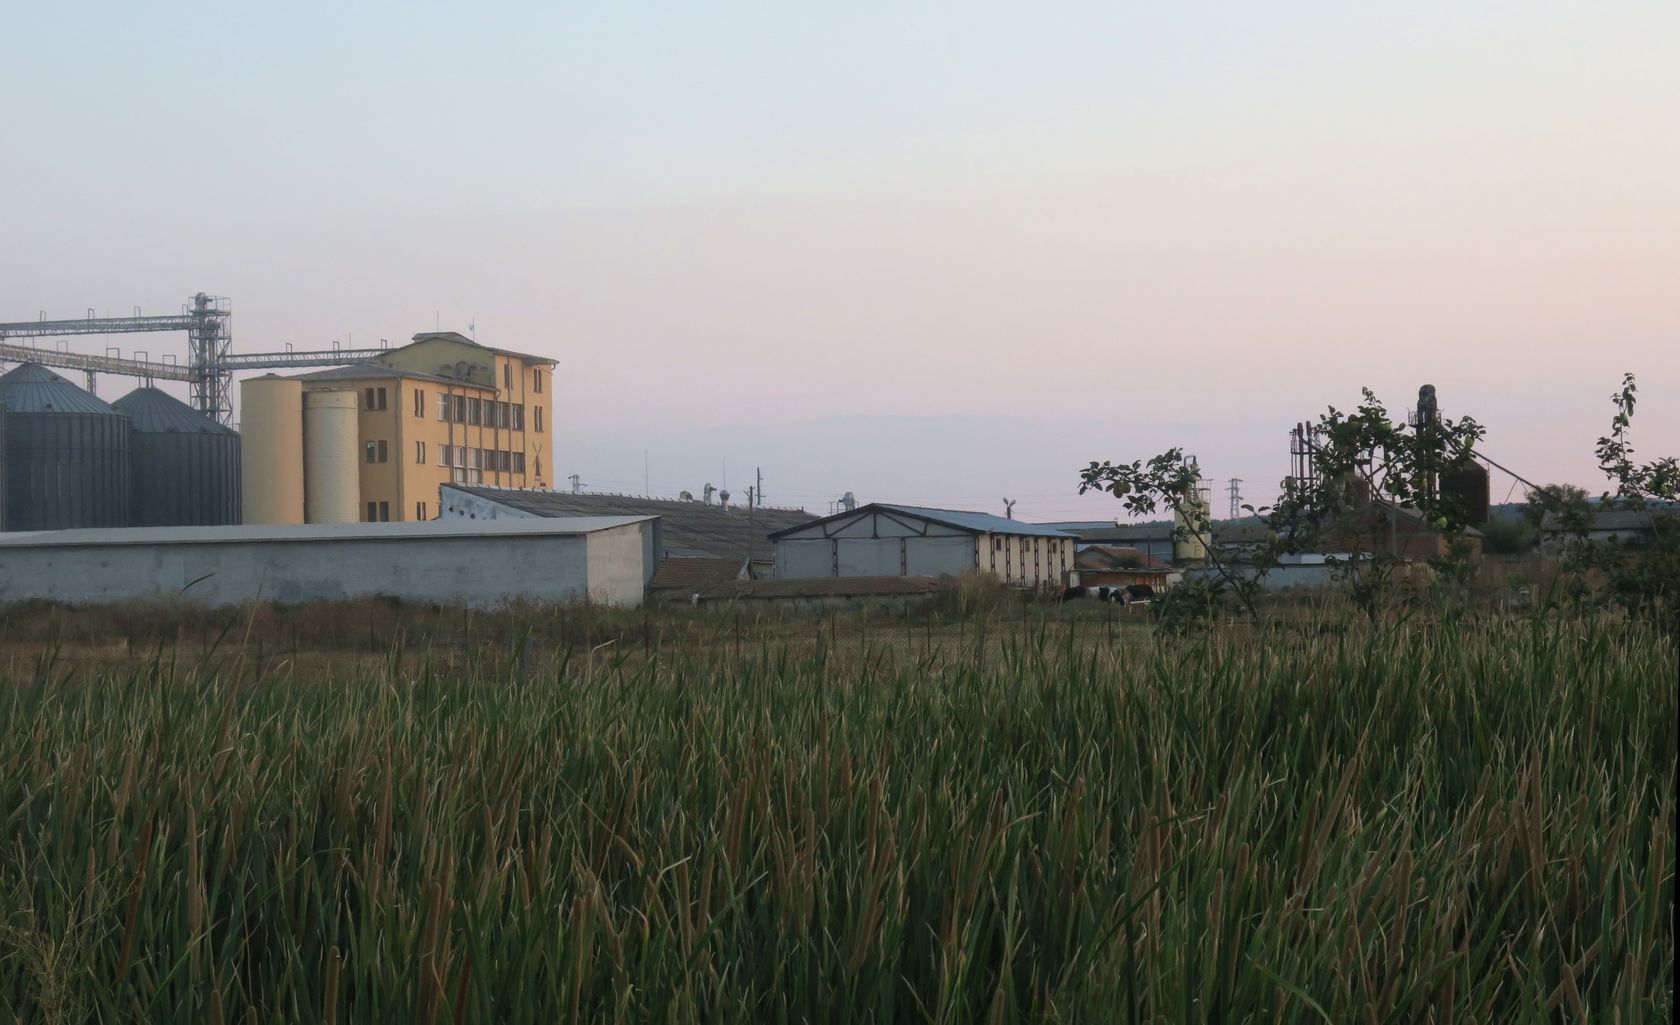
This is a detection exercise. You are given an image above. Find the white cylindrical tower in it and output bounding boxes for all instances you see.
[240,375,305,525]
[303,389,360,524]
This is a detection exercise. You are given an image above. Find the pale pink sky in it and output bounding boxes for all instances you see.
[3,3,1675,519]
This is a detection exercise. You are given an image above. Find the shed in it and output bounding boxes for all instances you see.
[770,503,1075,587]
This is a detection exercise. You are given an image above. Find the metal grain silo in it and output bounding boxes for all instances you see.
[112,386,242,526]
[303,389,360,523]
[0,363,132,530]
[240,374,305,524]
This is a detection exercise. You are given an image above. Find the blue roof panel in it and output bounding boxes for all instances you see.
[875,504,1075,537]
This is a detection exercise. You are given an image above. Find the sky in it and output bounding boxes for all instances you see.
[3,1,1676,521]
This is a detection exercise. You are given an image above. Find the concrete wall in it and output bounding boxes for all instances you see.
[979,532,1074,588]
[588,521,658,598]
[1183,564,1340,592]
[438,487,661,585]
[0,526,648,608]
[439,487,540,521]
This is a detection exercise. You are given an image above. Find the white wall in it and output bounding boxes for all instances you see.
[774,508,1067,581]
[437,486,660,583]
[0,526,649,608]
[586,526,653,602]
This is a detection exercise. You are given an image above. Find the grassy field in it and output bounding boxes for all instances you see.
[1,601,1674,1023]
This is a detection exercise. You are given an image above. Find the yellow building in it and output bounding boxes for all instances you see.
[290,332,555,522]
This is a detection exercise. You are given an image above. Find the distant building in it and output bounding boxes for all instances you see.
[1074,545,1176,591]
[1037,521,1177,562]
[437,485,816,592]
[245,332,557,525]
[1318,500,1484,562]
[1540,507,1675,554]
[771,503,1075,587]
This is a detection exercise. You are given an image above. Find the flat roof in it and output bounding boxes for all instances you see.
[0,516,653,550]
[292,363,466,386]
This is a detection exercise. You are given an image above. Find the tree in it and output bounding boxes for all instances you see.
[1079,385,1486,624]
[1572,373,1680,633]
[1521,483,1590,531]
[1479,515,1538,555]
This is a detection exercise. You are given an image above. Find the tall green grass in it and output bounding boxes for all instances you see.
[1,610,1673,1022]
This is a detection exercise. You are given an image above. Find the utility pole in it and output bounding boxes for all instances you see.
[747,467,761,574]
[1228,479,1243,520]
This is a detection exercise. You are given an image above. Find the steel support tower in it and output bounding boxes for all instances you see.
[0,294,387,424]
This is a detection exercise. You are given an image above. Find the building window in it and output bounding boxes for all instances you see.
[513,452,525,474]
[467,397,481,425]
[378,501,390,522]
[366,501,376,521]
[439,444,450,466]
[415,440,426,464]
[513,405,525,431]
[365,441,377,463]
[416,501,428,521]
[437,394,449,421]
[504,363,512,388]
[378,440,388,463]
[364,388,374,410]
[452,395,466,423]
[533,406,544,432]
[413,388,425,416]
[364,387,387,411]
[532,368,543,393]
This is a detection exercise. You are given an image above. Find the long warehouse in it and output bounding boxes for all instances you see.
[0,517,656,608]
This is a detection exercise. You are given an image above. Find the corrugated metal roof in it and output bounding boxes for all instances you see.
[1042,523,1175,544]
[0,516,652,549]
[112,387,236,434]
[771,503,1073,540]
[1540,507,1676,532]
[876,505,1073,537]
[446,486,815,559]
[0,363,120,415]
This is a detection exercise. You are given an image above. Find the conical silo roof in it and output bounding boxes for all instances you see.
[112,387,236,434]
[0,363,119,415]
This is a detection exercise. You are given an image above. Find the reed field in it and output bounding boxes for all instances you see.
[1,601,1674,1023]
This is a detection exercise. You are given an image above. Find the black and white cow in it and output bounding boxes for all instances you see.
[1061,583,1157,605]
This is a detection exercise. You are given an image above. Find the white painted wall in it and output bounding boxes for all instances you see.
[437,486,661,584]
[438,488,539,520]
[0,526,649,608]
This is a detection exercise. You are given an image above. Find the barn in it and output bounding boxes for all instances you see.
[769,503,1075,588]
